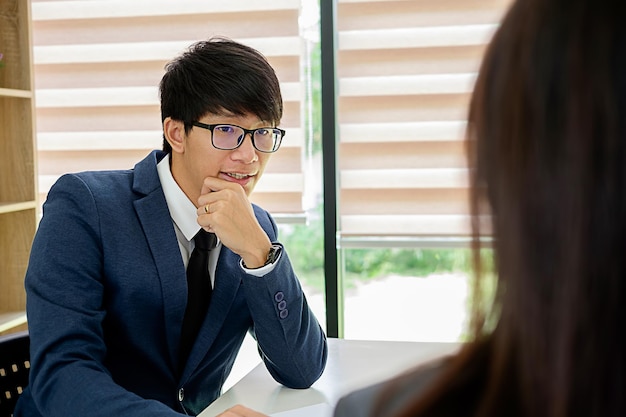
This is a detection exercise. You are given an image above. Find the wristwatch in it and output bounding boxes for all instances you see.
[242,244,282,269]
[265,244,282,265]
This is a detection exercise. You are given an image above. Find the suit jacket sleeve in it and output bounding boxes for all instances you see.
[243,205,328,389]
[20,174,184,417]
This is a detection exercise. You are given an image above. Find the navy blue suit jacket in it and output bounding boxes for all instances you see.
[15,150,327,417]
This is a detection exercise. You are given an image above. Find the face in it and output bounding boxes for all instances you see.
[166,111,275,205]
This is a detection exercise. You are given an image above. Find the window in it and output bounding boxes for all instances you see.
[323,0,509,338]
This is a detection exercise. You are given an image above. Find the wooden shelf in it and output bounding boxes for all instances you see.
[0,201,37,215]
[0,87,33,99]
[0,311,28,334]
[0,0,37,335]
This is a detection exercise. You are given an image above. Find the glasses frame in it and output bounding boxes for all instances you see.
[191,121,285,153]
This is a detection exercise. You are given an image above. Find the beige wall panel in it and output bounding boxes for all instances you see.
[338,46,486,77]
[36,106,162,131]
[38,149,152,173]
[338,94,471,124]
[341,214,474,237]
[337,0,509,240]
[340,141,467,170]
[248,192,304,214]
[33,11,299,45]
[34,62,168,88]
[341,189,469,215]
[338,0,508,29]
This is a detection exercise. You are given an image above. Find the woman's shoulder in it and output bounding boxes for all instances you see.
[334,357,449,417]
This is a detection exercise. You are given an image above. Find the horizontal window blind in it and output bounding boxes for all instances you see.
[31,0,307,222]
[336,0,509,245]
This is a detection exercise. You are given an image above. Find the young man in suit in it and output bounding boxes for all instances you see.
[15,37,327,417]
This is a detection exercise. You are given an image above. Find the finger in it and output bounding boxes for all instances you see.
[197,191,219,209]
[201,176,235,195]
[197,200,225,216]
[196,203,210,217]
[200,177,218,196]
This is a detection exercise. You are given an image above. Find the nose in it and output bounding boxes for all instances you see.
[231,132,258,163]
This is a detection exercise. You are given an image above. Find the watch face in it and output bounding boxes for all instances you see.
[267,244,282,264]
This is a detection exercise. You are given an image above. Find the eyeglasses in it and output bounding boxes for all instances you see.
[191,121,284,153]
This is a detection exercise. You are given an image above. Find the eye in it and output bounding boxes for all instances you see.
[216,125,236,134]
[255,128,270,136]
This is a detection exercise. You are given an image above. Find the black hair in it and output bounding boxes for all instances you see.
[159,36,283,152]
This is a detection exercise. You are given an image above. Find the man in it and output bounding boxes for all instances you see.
[15,37,327,417]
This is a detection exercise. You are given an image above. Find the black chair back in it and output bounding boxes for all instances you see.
[0,331,30,417]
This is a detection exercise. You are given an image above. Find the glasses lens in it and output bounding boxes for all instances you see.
[212,125,244,150]
[253,128,282,152]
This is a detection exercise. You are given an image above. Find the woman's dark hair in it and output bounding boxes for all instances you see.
[159,36,283,152]
[375,0,626,416]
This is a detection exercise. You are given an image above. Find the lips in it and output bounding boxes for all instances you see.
[226,172,255,180]
[221,171,257,189]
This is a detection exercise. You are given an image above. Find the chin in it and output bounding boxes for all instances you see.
[244,186,255,197]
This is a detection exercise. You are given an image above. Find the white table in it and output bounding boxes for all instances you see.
[199,338,460,416]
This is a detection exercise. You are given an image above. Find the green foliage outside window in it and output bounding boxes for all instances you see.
[279,205,489,293]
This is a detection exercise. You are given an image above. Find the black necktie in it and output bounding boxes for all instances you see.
[179,229,217,369]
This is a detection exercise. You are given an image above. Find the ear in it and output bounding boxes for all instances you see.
[163,117,186,153]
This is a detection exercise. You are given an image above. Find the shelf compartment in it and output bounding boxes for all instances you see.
[0,0,33,91]
[0,96,36,203]
[0,209,36,321]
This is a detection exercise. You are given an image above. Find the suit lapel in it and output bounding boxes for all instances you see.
[132,151,187,372]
